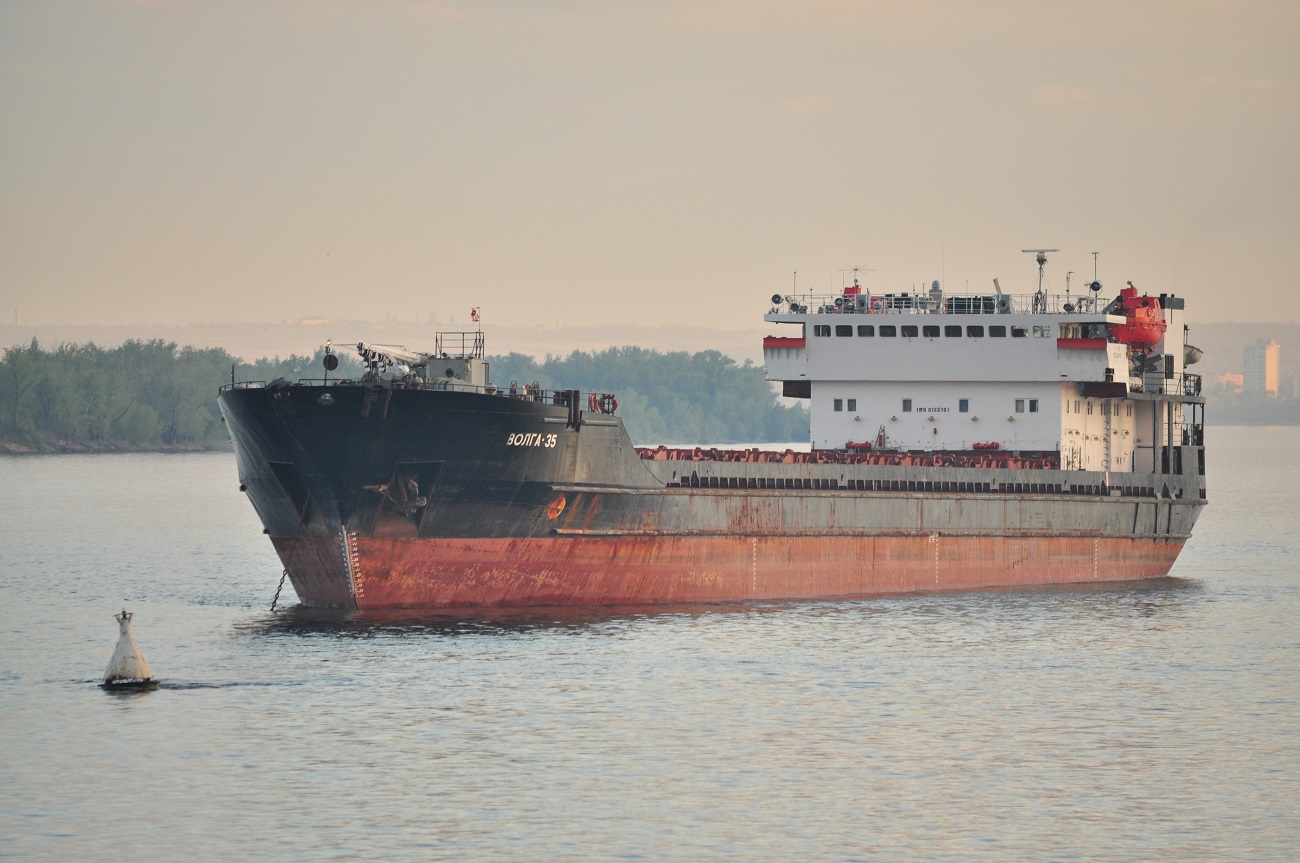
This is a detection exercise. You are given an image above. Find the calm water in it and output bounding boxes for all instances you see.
[1,428,1296,862]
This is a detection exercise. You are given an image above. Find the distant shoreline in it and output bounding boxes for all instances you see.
[0,441,232,456]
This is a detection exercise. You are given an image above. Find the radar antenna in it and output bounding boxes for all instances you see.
[840,264,876,291]
[1022,248,1058,312]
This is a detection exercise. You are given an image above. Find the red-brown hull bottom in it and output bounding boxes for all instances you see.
[273,534,1187,609]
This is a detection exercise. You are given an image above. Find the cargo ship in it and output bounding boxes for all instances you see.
[218,252,1206,609]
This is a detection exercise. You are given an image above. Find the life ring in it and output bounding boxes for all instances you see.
[870,299,883,313]
[599,393,618,414]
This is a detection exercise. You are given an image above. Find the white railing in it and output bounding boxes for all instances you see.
[769,291,1113,317]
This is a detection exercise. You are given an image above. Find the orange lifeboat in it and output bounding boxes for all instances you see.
[1110,282,1167,349]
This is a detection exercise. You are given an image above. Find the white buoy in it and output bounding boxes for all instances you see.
[101,609,158,690]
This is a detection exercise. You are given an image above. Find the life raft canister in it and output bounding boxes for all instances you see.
[1110,283,1167,348]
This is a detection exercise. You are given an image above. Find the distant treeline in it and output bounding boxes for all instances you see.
[0,339,807,452]
[0,338,332,451]
[1205,390,1300,425]
[487,347,808,445]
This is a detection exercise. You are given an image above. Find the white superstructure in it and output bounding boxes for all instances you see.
[764,269,1202,474]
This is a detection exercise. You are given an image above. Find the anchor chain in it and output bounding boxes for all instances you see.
[270,569,289,611]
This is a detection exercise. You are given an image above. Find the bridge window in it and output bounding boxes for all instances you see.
[902,399,913,412]
[959,398,969,412]
[1011,326,1028,338]
[858,325,874,336]
[847,399,857,411]
[1033,325,1051,338]
[945,325,963,337]
[834,398,843,411]
[1030,399,1039,412]
[989,326,1007,337]
[814,325,831,337]
[901,325,919,338]
[835,325,853,337]
[880,325,897,337]
[1015,399,1025,413]
[923,325,940,338]
[967,325,985,337]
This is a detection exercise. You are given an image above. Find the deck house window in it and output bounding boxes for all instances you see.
[945,325,962,337]
[834,398,843,411]
[967,325,984,337]
[901,325,919,338]
[902,399,913,412]
[923,325,940,338]
[880,325,897,337]
[836,325,853,337]
[989,325,1007,337]
[1011,326,1028,338]
[959,399,969,412]
[1029,399,1039,412]
[858,325,874,336]
[1015,399,1025,413]
[847,399,857,411]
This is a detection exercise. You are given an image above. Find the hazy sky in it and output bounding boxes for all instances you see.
[2,1,1297,330]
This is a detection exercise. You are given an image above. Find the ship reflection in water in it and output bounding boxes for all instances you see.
[241,575,1203,640]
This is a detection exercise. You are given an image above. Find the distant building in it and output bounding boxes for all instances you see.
[1211,372,1244,393]
[1243,339,1280,397]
